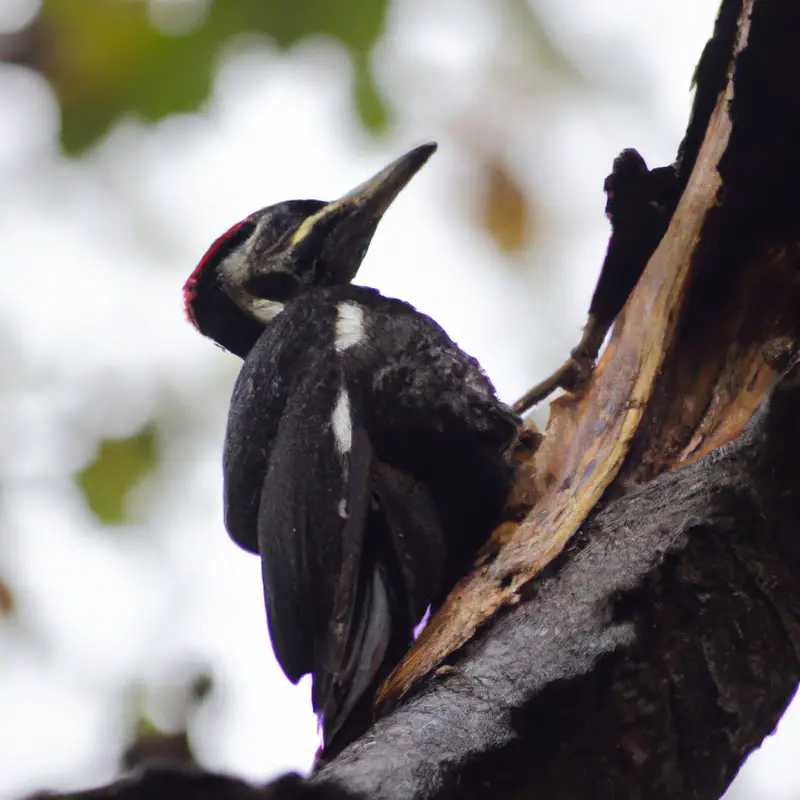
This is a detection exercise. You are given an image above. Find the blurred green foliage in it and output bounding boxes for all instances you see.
[37,0,389,153]
[77,426,158,524]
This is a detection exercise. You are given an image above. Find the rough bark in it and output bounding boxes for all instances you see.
[315,365,800,798]
[29,0,800,798]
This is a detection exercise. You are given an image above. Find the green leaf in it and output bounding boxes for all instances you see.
[34,0,390,153]
[77,426,158,525]
[353,51,389,134]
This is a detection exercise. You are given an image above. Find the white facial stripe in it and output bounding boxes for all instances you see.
[226,286,285,325]
[331,385,352,458]
[335,302,366,352]
[217,214,276,289]
[249,298,285,324]
[218,240,252,285]
[290,207,326,246]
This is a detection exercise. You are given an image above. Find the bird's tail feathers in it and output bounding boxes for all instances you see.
[318,564,392,747]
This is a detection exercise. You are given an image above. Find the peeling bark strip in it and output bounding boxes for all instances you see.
[378,0,768,712]
[29,1,800,799]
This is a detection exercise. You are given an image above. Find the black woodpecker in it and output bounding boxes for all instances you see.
[184,144,519,757]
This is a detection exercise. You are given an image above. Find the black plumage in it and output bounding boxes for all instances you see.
[224,285,516,752]
[184,144,518,756]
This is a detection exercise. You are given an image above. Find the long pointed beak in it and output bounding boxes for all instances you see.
[331,142,438,216]
[288,143,438,283]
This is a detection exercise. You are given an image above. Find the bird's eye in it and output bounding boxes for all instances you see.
[245,271,301,302]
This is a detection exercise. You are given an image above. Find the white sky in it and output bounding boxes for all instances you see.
[0,1,796,798]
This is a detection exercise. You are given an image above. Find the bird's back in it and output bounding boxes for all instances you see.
[223,285,517,755]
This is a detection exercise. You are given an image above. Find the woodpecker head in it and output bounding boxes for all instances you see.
[184,142,437,357]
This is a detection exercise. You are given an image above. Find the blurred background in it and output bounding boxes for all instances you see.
[0,0,795,798]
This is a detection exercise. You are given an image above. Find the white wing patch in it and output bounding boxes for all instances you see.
[335,302,366,352]
[331,385,352,458]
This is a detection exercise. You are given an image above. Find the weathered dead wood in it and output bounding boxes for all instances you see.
[346,0,800,794]
[314,361,800,799]
[377,0,772,711]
